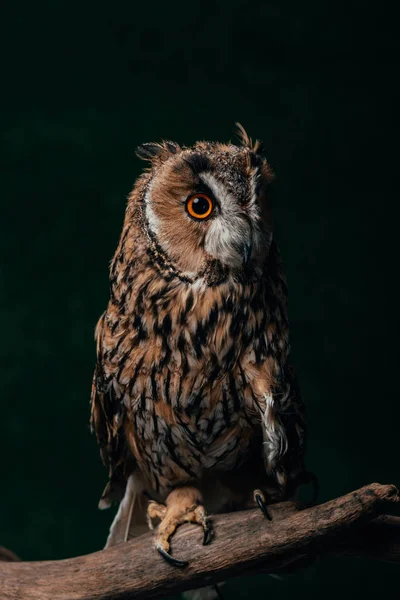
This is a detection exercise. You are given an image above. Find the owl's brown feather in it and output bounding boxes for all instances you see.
[90,127,308,547]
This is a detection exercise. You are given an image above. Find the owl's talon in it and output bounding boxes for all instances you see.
[254,490,272,521]
[157,545,189,568]
[195,505,213,545]
[203,524,212,545]
[148,487,211,567]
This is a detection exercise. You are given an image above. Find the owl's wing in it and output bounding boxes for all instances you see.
[270,362,308,492]
[90,313,148,545]
[90,313,127,507]
[260,242,309,495]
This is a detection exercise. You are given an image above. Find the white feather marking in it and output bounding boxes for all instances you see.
[200,173,252,268]
[144,184,160,236]
[262,394,288,471]
[191,278,206,292]
[199,172,231,205]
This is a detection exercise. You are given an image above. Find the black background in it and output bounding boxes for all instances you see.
[1,2,399,598]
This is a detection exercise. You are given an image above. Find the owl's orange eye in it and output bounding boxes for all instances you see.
[185,193,213,220]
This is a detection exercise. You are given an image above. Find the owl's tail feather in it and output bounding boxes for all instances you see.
[103,473,148,548]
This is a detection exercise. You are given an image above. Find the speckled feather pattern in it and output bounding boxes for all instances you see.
[91,131,307,523]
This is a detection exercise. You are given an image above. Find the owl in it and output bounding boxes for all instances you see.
[91,124,314,566]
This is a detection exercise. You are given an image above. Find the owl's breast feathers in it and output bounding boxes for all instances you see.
[90,210,306,499]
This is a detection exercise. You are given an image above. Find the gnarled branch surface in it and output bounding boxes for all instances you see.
[1,483,399,600]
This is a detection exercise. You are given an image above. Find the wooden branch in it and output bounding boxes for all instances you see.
[0,483,398,600]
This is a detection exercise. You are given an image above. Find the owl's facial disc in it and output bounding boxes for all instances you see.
[143,144,272,279]
[200,172,260,269]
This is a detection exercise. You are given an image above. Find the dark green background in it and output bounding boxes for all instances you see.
[1,2,399,598]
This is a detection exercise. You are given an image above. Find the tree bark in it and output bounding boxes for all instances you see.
[0,483,398,600]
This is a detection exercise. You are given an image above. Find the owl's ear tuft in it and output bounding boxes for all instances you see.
[235,122,263,155]
[163,140,181,154]
[135,142,163,161]
[136,140,181,165]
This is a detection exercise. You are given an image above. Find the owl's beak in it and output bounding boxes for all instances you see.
[243,240,253,265]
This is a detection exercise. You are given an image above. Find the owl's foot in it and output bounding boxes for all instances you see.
[253,489,272,521]
[147,486,212,567]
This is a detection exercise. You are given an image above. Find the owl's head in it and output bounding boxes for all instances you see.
[134,124,274,281]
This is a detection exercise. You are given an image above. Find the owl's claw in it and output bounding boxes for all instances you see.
[203,522,213,545]
[254,489,272,520]
[157,544,189,568]
[147,487,212,567]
